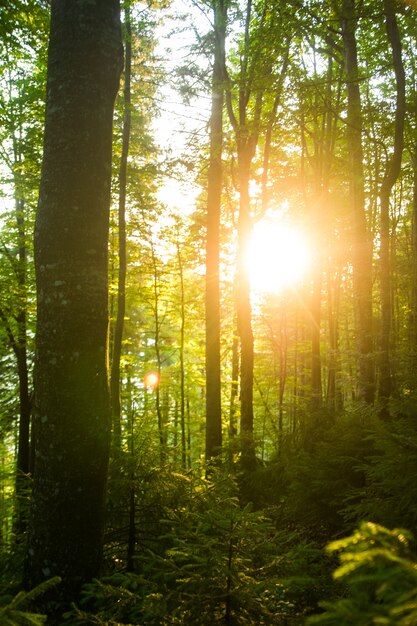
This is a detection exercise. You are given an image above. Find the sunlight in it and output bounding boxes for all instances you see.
[246,219,310,294]
[144,371,160,390]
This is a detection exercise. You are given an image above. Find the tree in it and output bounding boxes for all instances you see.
[25,0,122,608]
[224,0,293,466]
[205,0,227,463]
[378,0,405,408]
[339,0,375,403]
[111,2,132,445]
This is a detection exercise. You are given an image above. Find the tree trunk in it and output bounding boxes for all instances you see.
[205,0,226,462]
[378,0,405,409]
[150,241,165,462]
[412,140,417,375]
[236,151,256,467]
[327,265,342,412]
[14,198,31,482]
[111,3,132,444]
[25,0,122,607]
[310,270,322,407]
[126,375,135,572]
[341,0,375,403]
[223,0,260,469]
[229,327,239,441]
[177,232,187,469]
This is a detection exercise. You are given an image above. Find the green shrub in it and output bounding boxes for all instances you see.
[0,576,61,626]
[308,522,417,625]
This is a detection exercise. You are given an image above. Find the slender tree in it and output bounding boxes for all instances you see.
[149,239,166,461]
[205,0,227,462]
[176,224,187,469]
[111,2,132,444]
[378,0,405,408]
[224,0,265,467]
[339,0,375,403]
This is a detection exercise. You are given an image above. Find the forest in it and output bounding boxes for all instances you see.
[1,0,417,623]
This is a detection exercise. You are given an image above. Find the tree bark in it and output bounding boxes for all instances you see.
[341,0,375,403]
[111,3,132,444]
[236,150,256,468]
[14,198,31,482]
[25,0,122,607]
[229,326,239,442]
[177,231,187,469]
[223,0,260,469]
[412,139,417,375]
[205,0,226,462]
[150,241,165,462]
[378,0,405,408]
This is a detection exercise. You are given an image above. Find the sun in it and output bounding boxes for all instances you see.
[246,219,310,294]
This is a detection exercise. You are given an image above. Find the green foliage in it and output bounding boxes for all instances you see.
[345,411,417,530]
[64,573,158,626]
[3,1,417,624]
[147,477,277,624]
[70,472,306,625]
[308,522,417,625]
[262,532,336,621]
[275,406,375,536]
[0,577,61,626]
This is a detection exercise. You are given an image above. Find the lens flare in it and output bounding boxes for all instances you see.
[144,371,160,390]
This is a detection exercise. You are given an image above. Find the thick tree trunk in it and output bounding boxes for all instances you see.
[341,0,375,403]
[205,0,226,462]
[25,0,122,606]
[378,0,405,408]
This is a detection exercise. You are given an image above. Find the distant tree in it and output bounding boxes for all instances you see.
[378,0,405,409]
[224,0,295,466]
[25,0,122,609]
[338,0,375,403]
[0,0,48,535]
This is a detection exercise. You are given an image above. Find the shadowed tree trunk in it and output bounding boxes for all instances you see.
[412,137,417,375]
[340,0,375,403]
[378,0,405,409]
[236,148,256,468]
[111,2,132,444]
[224,0,260,469]
[25,0,122,608]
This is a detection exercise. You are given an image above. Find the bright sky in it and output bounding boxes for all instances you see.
[152,3,312,296]
[153,1,211,212]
